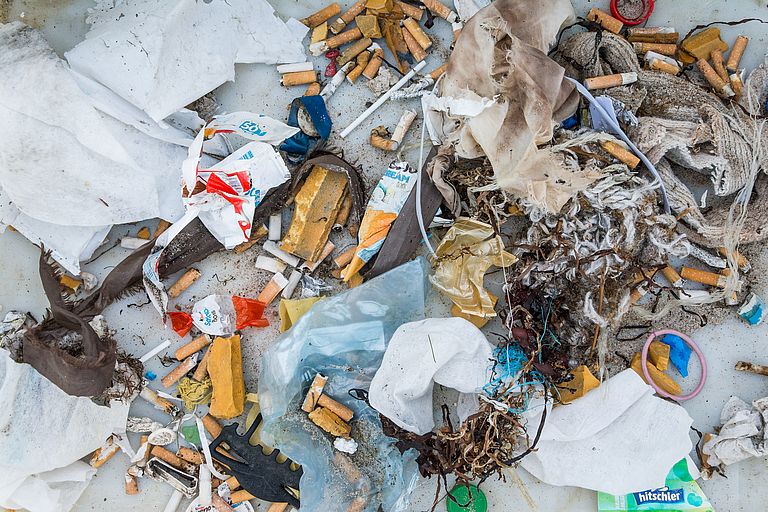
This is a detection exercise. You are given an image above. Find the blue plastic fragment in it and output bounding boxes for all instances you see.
[144,370,157,381]
[738,293,765,326]
[661,334,692,378]
[561,112,579,129]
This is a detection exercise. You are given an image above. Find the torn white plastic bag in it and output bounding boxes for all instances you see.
[143,113,296,318]
[0,350,130,512]
[520,369,694,495]
[66,0,307,122]
[369,318,494,435]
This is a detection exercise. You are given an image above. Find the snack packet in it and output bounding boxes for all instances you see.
[169,295,268,337]
[597,459,714,512]
[343,161,417,280]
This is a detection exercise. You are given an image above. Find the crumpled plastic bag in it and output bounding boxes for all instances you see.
[520,369,694,495]
[435,0,598,213]
[0,349,130,512]
[369,317,494,435]
[259,258,429,512]
[430,218,516,318]
[702,395,768,467]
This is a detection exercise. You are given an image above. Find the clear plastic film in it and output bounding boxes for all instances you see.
[258,258,429,512]
[430,218,516,318]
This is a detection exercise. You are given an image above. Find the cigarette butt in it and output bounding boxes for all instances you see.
[263,240,301,267]
[334,246,357,268]
[233,225,268,254]
[302,241,336,272]
[403,17,431,50]
[140,435,151,464]
[362,50,384,79]
[90,437,119,468]
[391,110,417,144]
[175,334,211,361]
[601,140,640,168]
[726,35,748,72]
[277,62,315,74]
[697,58,735,97]
[371,132,398,151]
[429,63,447,80]
[730,72,743,98]
[302,373,328,412]
[230,490,256,505]
[151,446,195,473]
[633,42,678,56]
[396,0,424,20]
[631,269,655,286]
[177,446,204,465]
[680,266,727,287]
[301,2,341,28]
[225,476,240,490]
[192,346,212,381]
[718,247,751,271]
[337,37,373,66]
[139,387,177,415]
[334,195,352,229]
[735,360,768,376]
[137,226,151,240]
[268,213,282,241]
[304,82,321,96]
[267,504,290,512]
[308,406,352,437]
[161,354,197,388]
[318,394,354,422]
[402,27,426,62]
[627,27,679,43]
[281,70,317,87]
[452,21,462,42]
[311,23,328,44]
[347,63,365,84]
[421,0,457,22]
[155,219,172,239]
[585,72,637,90]
[330,0,367,34]
[202,414,223,438]
[125,473,139,495]
[711,50,729,82]
[324,27,370,50]
[649,58,680,75]
[281,270,302,299]
[630,286,647,304]
[257,273,289,305]
[587,7,623,34]
[168,268,201,299]
[331,267,345,279]
[661,266,683,287]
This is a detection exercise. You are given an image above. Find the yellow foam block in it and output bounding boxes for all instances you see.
[557,365,600,404]
[208,335,245,419]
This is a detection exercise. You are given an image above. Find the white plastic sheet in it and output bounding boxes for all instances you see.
[66,0,307,123]
[520,369,694,495]
[0,350,130,512]
[369,317,494,435]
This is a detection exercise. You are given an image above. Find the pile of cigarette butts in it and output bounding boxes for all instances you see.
[3,0,768,511]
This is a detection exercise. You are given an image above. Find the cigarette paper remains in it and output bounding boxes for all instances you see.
[256,255,288,274]
[139,339,171,363]
[277,62,314,74]
[168,268,201,298]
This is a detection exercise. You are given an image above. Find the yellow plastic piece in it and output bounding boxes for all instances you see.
[279,297,322,332]
[557,365,600,403]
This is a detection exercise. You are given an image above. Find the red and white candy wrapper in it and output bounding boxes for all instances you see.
[143,112,296,319]
[169,295,269,337]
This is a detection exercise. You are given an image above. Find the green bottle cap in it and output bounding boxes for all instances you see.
[447,484,488,512]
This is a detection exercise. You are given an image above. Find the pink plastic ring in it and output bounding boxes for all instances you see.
[610,0,654,26]
[641,328,706,401]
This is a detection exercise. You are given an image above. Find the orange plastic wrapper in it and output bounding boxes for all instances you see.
[168,311,194,337]
[430,218,516,318]
[232,296,269,330]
